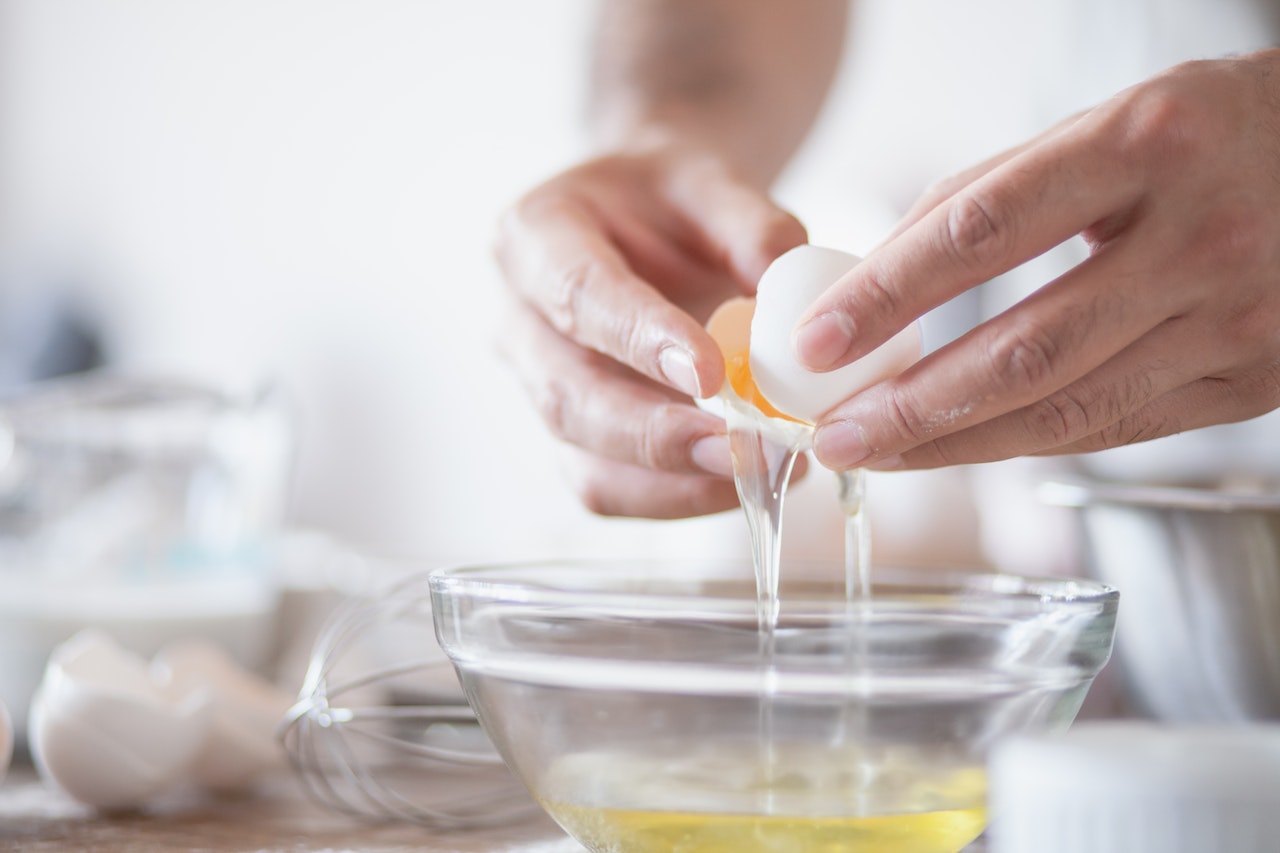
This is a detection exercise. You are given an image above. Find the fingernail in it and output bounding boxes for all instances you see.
[660,347,702,398]
[793,311,855,371]
[691,435,734,477]
[813,419,872,469]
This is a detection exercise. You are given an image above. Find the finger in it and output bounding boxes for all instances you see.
[811,234,1181,470]
[499,302,735,477]
[495,194,725,399]
[794,110,1143,372]
[1044,360,1280,456]
[559,444,811,519]
[661,156,808,287]
[882,111,1088,246]
[884,315,1211,468]
[558,447,743,519]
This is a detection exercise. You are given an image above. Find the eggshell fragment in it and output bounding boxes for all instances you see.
[28,630,209,809]
[750,245,921,423]
[153,641,292,791]
[28,630,293,809]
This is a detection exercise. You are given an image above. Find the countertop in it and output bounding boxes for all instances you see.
[1,762,991,852]
[0,762,582,853]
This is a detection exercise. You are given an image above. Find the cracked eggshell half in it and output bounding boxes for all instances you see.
[153,640,292,791]
[28,630,210,810]
[749,245,921,424]
[704,296,815,449]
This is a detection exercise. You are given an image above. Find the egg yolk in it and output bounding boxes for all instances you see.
[724,347,806,424]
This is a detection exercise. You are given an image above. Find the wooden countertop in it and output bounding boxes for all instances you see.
[1,762,991,852]
[0,762,581,853]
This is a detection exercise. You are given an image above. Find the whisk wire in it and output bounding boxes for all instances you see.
[278,571,537,829]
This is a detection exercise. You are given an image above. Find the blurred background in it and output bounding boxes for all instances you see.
[0,0,726,564]
[5,0,1279,612]
[0,0,1071,573]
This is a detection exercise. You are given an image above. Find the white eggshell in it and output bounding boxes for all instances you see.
[750,245,921,423]
[28,630,209,810]
[153,640,292,791]
[703,296,815,448]
[0,698,12,784]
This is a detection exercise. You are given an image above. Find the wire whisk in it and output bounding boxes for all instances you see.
[278,570,537,828]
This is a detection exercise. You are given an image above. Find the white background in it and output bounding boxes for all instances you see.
[0,1,760,567]
[4,0,1277,572]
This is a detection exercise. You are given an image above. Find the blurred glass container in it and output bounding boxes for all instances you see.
[989,722,1280,853]
[0,373,292,738]
[1042,478,1280,722]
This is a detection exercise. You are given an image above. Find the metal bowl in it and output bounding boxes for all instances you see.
[1041,479,1280,722]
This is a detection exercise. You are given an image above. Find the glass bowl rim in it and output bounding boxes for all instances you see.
[428,559,1118,620]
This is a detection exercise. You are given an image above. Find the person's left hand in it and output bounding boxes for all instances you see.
[793,49,1280,471]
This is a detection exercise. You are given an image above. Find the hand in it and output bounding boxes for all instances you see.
[494,140,807,517]
[793,49,1280,471]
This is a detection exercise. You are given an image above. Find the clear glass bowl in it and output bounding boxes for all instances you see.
[430,561,1118,853]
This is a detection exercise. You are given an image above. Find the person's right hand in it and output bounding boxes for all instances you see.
[494,139,808,518]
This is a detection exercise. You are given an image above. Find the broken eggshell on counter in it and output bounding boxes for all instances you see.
[29,630,210,809]
[152,640,293,791]
[702,244,921,444]
[28,629,291,809]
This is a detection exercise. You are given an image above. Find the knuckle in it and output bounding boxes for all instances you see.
[1187,203,1271,274]
[943,189,1012,271]
[757,209,809,259]
[1027,390,1094,447]
[1115,367,1159,414]
[544,258,601,339]
[574,474,619,517]
[498,189,609,340]
[534,378,574,443]
[843,266,902,324]
[910,438,963,469]
[879,390,931,446]
[1113,73,1212,168]
[637,403,694,471]
[613,306,656,377]
[982,323,1061,398]
[1030,371,1157,448]
[1095,411,1177,450]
